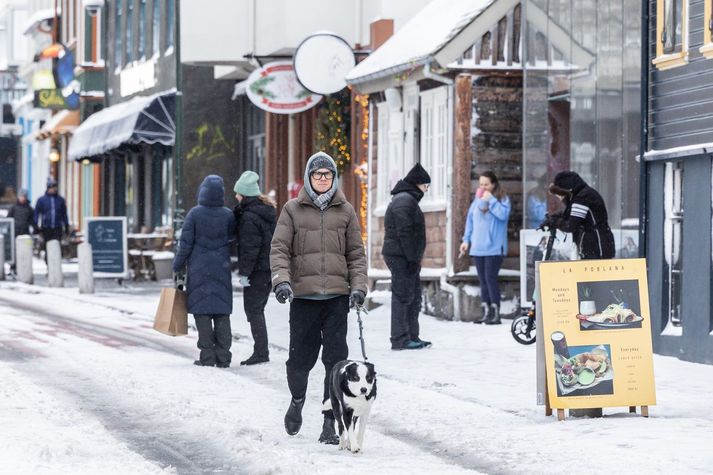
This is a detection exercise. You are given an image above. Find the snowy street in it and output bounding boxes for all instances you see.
[1,279,712,474]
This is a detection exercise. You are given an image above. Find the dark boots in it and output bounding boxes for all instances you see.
[318,413,339,445]
[240,354,269,365]
[485,303,501,325]
[284,397,306,435]
[475,302,489,324]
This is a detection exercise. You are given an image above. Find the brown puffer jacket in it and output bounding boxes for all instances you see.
[270,187,368,297]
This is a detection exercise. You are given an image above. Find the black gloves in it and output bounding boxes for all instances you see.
[350,289,366,308]
[539,212,563,231]
[173,271,186,291]
[275,282,294,304]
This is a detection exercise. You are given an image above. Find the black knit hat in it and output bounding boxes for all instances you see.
[553,171,585,191]
[404,162,431,185]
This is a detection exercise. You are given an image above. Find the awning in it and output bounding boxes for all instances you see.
[68,89,176,161]
[36,110,80,141]
[345,0,504,89]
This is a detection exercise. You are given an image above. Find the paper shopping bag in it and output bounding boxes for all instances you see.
[153,287,188,336]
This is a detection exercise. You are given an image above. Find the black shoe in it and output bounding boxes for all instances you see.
[391,339,425,350]
[193,360,215,367]
[318,416,339,445]
[284,397,306,436]
[240,354,269,366]
[216,362,230,368]
[413,338,432,348]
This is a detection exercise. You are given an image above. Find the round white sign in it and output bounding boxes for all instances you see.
[245,61,322,114]
[294,33,355,95]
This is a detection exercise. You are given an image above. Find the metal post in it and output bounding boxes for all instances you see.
[47,239,64,287]
[0,235,5,281]
[78,242,94,294]
[638,0,650,259]
[16,235,33,284]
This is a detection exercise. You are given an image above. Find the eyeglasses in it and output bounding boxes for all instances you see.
[311,171,334,180]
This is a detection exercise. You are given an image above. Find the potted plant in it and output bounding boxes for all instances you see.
[579,287,596,315]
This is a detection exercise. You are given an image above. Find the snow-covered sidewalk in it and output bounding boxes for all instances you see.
[0,279,711,474]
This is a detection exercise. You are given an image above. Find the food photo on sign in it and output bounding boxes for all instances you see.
[576,280,645,330]
[551,333,614,397]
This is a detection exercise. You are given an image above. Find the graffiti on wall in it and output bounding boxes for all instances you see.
[186,123,234,162]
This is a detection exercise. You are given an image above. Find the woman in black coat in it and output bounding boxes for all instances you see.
[173,175,236,367]
[233,171,276,366]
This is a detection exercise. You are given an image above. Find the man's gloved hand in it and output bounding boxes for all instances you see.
[173,271,186,291]
[407,261,421,274]
[350,289,366,308]
[275,282,293,304]
[238,275,251,287]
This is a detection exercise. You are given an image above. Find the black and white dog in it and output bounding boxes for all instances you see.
[329,360,377,453]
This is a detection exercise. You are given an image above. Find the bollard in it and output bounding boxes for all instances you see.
[16,235,33,284]
[47,239,64,287]
[78,242,94,294]
[0,234,5,281]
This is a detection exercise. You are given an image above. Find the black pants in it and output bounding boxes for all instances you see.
[194,315,232,365]
[41,228,63,262]
[473,255,504,306]
[243,270,271,357]
[384,255,421,348]
[286,295,349,404]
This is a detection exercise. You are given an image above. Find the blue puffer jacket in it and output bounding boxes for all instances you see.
[173,175,236,315]
[462,194,511,257]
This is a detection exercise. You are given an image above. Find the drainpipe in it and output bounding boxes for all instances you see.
[638,0,649,258]
[423,61,461,321]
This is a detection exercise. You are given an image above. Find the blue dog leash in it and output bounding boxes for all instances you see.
[355,304,369,361]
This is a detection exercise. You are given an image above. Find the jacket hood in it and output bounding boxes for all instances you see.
[391,179,424,201]
[197,175,225,207]
[303,151,339,193]
[241,196,276,223]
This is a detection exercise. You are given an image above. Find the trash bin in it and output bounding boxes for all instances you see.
[152,251,175,280]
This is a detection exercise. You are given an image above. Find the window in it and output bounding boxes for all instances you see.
[126,0,134,63]
[701,0,713,58]
[138,0,146,58]
[663,161,683,334]
[419,86,450,204]
[152,0,159,56]
[83,7,103,63]
[114,0,122,69]
[653,0,688,70]
[166,0,174,52]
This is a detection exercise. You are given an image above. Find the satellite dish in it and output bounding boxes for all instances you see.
[294,33,355,95]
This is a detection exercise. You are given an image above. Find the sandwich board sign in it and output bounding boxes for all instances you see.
[536,258,656,420]
[85,217,128,278]
[0,218,15,264]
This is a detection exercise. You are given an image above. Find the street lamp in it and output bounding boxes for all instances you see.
[49,148,60,162]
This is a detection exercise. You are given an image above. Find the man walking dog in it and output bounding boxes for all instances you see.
[271,151,368,445]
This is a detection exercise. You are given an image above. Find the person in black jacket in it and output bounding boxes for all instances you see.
[34,178,69,261]
[547,171,615,259]
[173,175,237,368]
[233,171,276,366]
[382,162,432,350]
[8,189,35,236]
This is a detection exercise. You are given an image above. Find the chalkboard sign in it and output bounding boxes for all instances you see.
[0,218,15,264]
[85,217,128,277]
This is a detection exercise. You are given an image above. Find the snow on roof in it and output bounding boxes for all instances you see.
[345,0,495,84]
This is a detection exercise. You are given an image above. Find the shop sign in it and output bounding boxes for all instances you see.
[245,61,321,114]
[0,218,15,264]
[34,89,69,110]
[120,60,157,97]
[536,258,656,413]
[85,216,128,278]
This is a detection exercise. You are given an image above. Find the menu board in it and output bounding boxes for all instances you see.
[85,217,128,278]
[538,258,656,410]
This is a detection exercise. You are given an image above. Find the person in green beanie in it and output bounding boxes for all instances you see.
[233,171,276,365]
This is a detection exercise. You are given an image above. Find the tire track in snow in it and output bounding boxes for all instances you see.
[0,296,247,475]
[1,292,502,474]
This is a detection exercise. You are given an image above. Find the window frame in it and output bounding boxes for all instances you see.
[419,85,450,207]
[701,0,713,58]
[652,0,689,70]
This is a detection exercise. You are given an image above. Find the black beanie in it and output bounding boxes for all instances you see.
[404,162,431,185]
[553,171,585,191]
